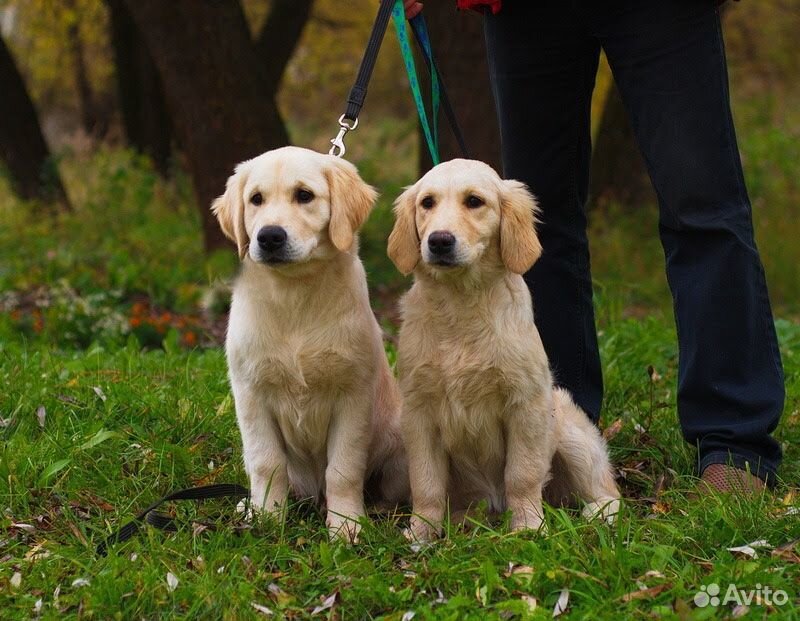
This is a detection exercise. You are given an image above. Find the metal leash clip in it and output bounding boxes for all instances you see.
[329,115,359,157]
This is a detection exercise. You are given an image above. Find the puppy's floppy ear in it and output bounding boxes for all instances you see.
[500,180,542,274]
[211,164,249,260]
[387,183,420,276]
[325,157,378,252]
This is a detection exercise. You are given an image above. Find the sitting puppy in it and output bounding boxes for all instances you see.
[388,159,620,541]
[212,146,407,541]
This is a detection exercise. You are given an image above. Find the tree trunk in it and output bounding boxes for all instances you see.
[66,10,101,136]
[107,0,172,175]
[417,6,502,175]
[589,81,655,209]
[0,35,70,210]
[122,0,290,252]
[255,0,315,99]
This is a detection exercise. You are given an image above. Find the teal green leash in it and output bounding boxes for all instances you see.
[391,0,441,165]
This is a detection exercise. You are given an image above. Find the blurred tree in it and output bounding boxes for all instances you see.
[0,34,70,210]
[106,0,171,175]
[122,0,312,251]
[419,5,501,175]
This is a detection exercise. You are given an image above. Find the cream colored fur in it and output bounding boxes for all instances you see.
[388,159,620,541]
[212,146,408,541]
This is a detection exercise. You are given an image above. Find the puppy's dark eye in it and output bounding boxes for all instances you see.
[250,192,263,206]
[466,195,484,209]
[421,196,434,209]
[296,189,314,204]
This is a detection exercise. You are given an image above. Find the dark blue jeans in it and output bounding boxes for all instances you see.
[484,0,783,483]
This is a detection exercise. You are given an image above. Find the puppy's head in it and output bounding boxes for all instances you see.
[388,159,541,277]
[212,146,377,266]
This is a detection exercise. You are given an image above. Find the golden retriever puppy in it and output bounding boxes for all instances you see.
[388,159,619,541]
[212,146,408,541]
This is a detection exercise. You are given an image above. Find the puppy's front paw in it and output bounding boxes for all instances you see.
[404,516,440,544]
[510,512,547,535]
[326,512,362,544]
[582,498,620,525]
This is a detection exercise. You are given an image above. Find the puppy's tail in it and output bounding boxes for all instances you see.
[547,388,621,524]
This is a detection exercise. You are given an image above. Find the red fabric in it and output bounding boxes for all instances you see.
[457,0,502,14]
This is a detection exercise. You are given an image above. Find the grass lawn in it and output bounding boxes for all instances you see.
[1,314,798,619]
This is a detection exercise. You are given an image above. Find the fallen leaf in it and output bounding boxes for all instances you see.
[504,563,535,577]
[267,583,292,607]
[552,588,569,617]
[401,612,416,621]
[311,592,338,615]
[732,605,749,618]
[71,578,90,588]
[0,417,13,428]
[771,539,800,563]
[68,522,88,547]
[10,572,22,589]
[33,598,42,614]
[24,542,50,561]
[602,418,623,440]
[251,602,274,616]
[11,523,36,532]
[621,583,670,602]
[521,595,538,612]
[92,386,107,401]
[36,406,46,428]
[166,572,179,592]
[727,539,771,559]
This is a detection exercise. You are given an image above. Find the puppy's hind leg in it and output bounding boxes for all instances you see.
[552,388,621,524]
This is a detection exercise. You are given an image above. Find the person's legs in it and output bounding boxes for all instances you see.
[484,1,603,421]
[595,0,783,482]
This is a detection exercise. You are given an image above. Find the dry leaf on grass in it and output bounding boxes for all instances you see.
[727,539,771,559]
[251,602,274,616]
[504,563,535,578]
[166,572,179,592]
[92,386,107,402]
[521,595,538,612]
[10,572,22,589]
[552,588,569,617]
[36,406,46,428]
[311,592,338,615]
[621,583,670,602]
[603,418,623,440]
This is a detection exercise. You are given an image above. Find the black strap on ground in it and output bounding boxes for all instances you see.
[343,0,396,123]
[408,17,471,160]
[96,483,249,556]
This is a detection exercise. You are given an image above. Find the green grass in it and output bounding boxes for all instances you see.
[1,315,798,619]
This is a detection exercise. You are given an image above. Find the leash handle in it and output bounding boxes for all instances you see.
[330,0,396,156]
[96,483,250,556]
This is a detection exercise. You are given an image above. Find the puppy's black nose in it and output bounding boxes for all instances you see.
[428,231,456,256]
[257,226,287,251]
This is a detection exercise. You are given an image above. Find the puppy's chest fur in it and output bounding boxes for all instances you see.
[228,284,370,457]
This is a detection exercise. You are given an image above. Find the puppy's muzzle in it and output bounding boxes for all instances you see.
[257,225,289,263]
[427,230,457,266]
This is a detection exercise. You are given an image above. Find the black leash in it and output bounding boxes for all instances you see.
[96,483,249,556]
[329,0,469,160]
[329,0,396,156]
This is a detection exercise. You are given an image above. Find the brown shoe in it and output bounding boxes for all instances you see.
[697,464,767,495]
